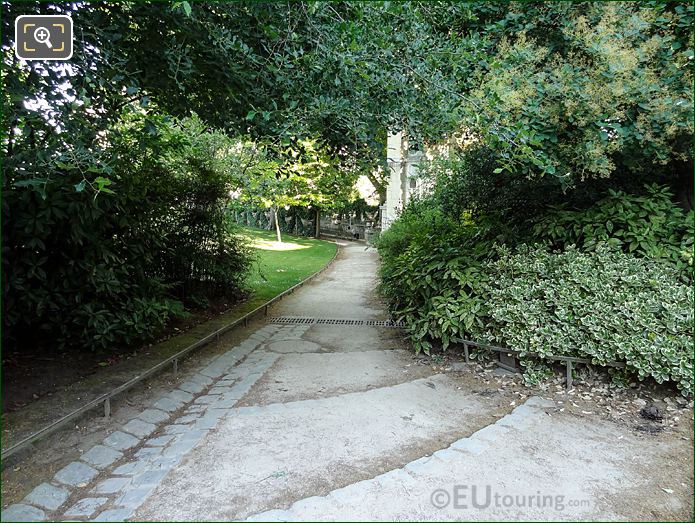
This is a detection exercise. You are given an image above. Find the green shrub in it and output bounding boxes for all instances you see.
[377,202,499,353]
[419,144,579,223]
[531,184,694,277]
[3,115,252,352]
[484,245,694,395]
[375,198,453,261]
[380,237,491,353]
[378,197,693,395]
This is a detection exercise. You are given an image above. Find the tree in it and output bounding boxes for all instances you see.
[422,2,694,191]
[2,108,252,352]
[237,137,355,242]
[2,1,462,173]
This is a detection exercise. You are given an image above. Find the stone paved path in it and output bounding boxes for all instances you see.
[2,242,691,521]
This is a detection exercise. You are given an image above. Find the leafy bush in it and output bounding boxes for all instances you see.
[419,145,564,222]
[3,115,252,352]
[531,184,694,276]
[379,236,491,354]
[377,202,502,353]
[376,198,454,261]
[378,196,693,394]
[484,245,694,395]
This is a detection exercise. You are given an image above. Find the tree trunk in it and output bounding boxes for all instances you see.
[314,208,320,238]
[675,158,694,211]
[273,207,282,243]
[366,172,387,205]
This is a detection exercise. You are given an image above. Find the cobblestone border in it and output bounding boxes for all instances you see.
[2,240,340,462]
[243,397,557,522]
[1,325,319,522]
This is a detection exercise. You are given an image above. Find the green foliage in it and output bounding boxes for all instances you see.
[3,114,252,352]
[231,137,355,241]
[378,190,694,394]
[418,146,500,220]
[485,245,694,395]
[376,199,452,262]
[237,137,354,212]
[519,360,555,387]
[0,1,457,166]
[3,2,691,190]
[419,144,564,222]
[531,184,694,275]
[377,202,498,353]
[458,2,694,184]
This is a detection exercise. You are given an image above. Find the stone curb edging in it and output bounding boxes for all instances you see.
[243,396,557,522]
[2,239,340,462]
[0,324,296,522]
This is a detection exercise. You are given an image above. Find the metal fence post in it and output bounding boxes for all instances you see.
[104,398,111,419]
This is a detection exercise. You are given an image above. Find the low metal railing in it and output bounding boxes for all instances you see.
[451,337,626,389]
[2,242,340,462]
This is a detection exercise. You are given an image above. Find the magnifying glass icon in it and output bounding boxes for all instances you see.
[34,26,53,48]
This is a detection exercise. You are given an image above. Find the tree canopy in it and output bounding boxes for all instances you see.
[4,1,692,190]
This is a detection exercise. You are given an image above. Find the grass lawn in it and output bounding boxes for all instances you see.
[238,226,337,312]
[99,227,336,364]
[136,226,336,358]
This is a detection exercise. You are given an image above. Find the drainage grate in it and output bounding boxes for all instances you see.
[268,317,405,328]
[269,317,317,324]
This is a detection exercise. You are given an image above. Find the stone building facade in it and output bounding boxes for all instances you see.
[381,132,425,230]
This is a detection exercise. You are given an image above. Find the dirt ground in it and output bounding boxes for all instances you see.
[3,333,692,516]
[0,313,267,506]
[2,296,244,414]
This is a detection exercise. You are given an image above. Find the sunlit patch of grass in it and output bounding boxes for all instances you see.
[250,238,310,251]
[239,226,337,307]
